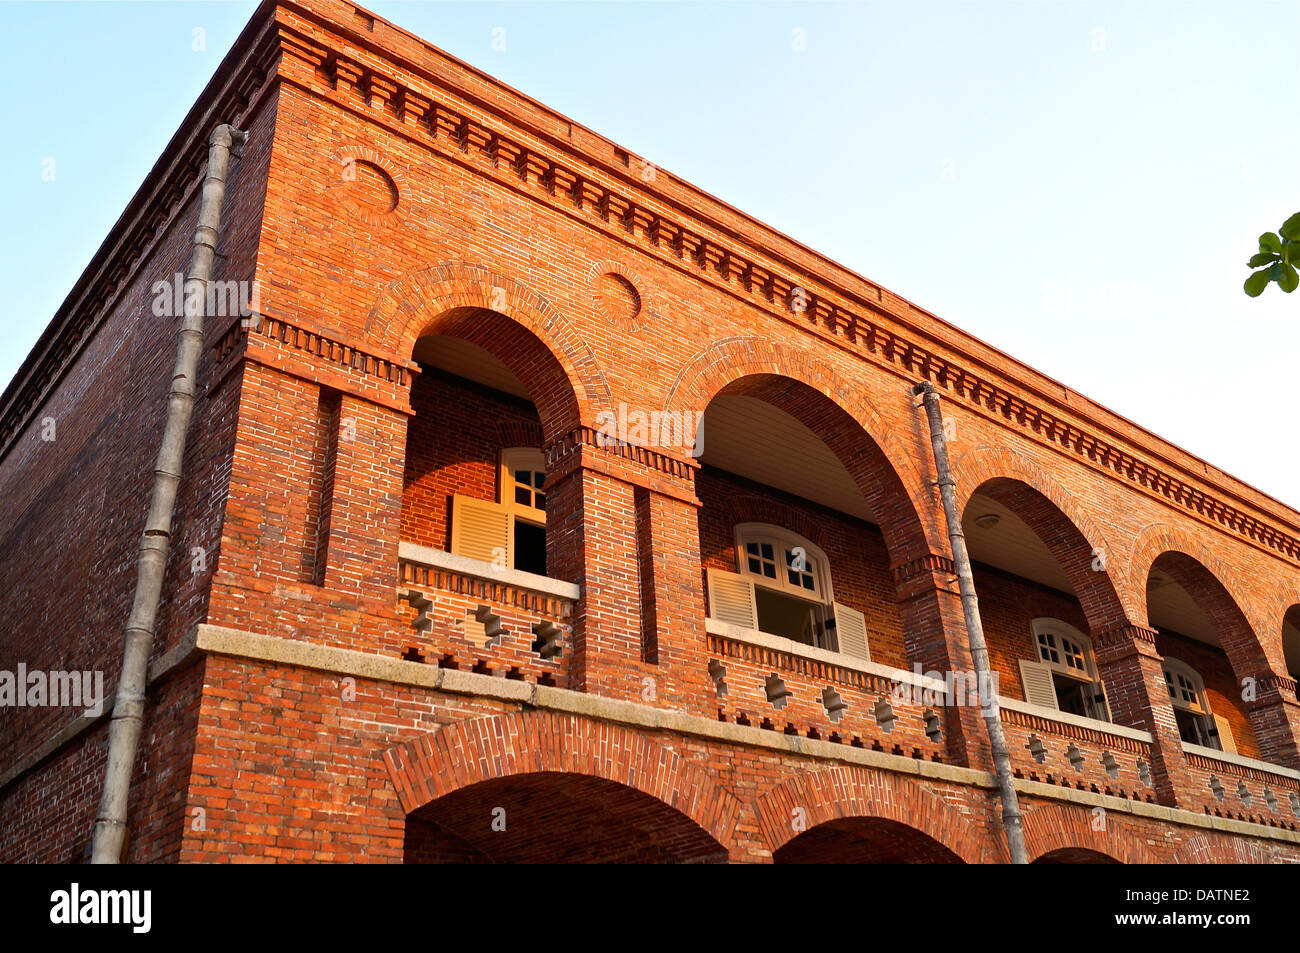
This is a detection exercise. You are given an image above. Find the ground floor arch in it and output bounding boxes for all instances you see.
[405,772,727,863]
[774,816,965,863]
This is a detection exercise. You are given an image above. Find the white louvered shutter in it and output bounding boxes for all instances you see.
[832,603,870,661]
[1018,659,1060,710]
[1212,713,1238,755]
[707,569,759,629]
[450,495,512,565]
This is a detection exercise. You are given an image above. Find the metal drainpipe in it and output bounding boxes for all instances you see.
[91,124,248,864]
[912,381,1028,864]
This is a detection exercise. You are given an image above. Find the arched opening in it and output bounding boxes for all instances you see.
[1283,606,1300,687]
[404,773,727,863]
[696,374,928,672]
[396,309,586,684]
[1032,847,1120,864]
[1145,552,1261,757]
[402,309,583,579]
[774,817,965,863]
[960,477,1123,720]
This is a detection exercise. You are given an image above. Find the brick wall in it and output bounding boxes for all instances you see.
[5,0,1300,863]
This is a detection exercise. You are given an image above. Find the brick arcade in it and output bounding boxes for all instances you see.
[3,0,1300,863]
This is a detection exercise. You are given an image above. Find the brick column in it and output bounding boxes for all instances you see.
[1094,623,1197,807]
[545,434,710,712]
[311,392,406,598]
[893,553,992,771]
[1245,675,1300,770]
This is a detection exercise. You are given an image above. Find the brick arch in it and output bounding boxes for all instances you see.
[363,260,613,435]
[952,444,1131,634]
[751,765,991,863]
[1171,832,1278,864]
[664,336,940,561]
[383,711,742,849]
[1129,523,1277,676]
[722,495,829,554]
[1021,802,1159,864]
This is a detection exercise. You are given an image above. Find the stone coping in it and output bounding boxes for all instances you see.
[997,695,1154,744]
[1183,742,1300,781]
[398,541,581,600]
[705,617,950,693]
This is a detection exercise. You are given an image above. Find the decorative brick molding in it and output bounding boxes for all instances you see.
[1000,704,1154,757]
[1094,623,1160,651]
[215,314,415,386]
[707,628,922,699]
[268,7,1300,565]
[891,552,957,586]
[398,545,575,621]
[546,425,699,483]
[0,15,281,466]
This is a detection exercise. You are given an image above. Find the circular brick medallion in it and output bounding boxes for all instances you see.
[329,145,406,226]
[588,261,650,333]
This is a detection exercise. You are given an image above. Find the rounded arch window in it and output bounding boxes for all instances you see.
[1028,618,1110,722]
[1162,657,1227,751]
[733,523,835,649]
[734,523,832,603]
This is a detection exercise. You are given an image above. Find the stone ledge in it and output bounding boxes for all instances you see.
[398,541,581,600]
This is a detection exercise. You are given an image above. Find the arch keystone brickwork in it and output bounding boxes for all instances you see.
[364,259,615,427]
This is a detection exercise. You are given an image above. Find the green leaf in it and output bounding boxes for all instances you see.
[1285,243,1300,266]
[1270,262,1284,280]
[1260,232,1282,253]
[1280,212,1300,242]
[1280,263,1300,294]
[1244,269,1271,296]
[1248,252,1278,268]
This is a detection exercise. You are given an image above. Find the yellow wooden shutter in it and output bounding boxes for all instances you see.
[831,602,870,661]
[1212,713,1238,755]
[706,569,758,629]
[450,494,512,566]
[1018,659,1060,710]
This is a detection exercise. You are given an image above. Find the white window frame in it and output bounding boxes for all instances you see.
[1032,618,1100,682]
[1162,656,1229,751]
[1028,618,1110,721]
[733,523,833,605]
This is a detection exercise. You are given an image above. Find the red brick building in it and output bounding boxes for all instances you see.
[3,0,1300,863]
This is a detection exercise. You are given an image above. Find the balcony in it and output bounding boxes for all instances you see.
[1179,742,1300,828]
[396,542,577,687]
[997,696,1158,802]
[704,617,948,761]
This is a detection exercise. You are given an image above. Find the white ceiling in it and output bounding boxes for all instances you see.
[409,340,1247,655]
[963,491,1219,646]
[699,395,875,522]
[413,335,530,398]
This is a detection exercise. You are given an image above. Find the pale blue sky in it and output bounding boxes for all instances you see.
[2,1,1297,504]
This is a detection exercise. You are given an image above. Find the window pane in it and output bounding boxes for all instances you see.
[515,486,531,506]
[761,543,774,560]
[534,492,545,512]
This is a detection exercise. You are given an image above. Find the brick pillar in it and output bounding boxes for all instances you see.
[545,440,710,711]
[1094,623,1196,807]
[314,391,406,599]
[1245,675,1300,769]
[893,552,992,771]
